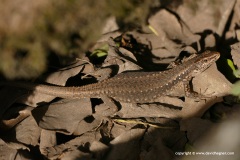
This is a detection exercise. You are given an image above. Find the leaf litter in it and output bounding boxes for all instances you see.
[1,0,240,159]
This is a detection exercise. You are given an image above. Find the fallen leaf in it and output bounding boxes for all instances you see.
[31,99,92,134]
[105,128,146,160]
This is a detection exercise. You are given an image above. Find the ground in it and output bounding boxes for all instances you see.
[0,0,240,160]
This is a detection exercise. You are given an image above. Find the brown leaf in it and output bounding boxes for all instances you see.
[1,115,40,150]
[89,141,109,159]
[14,116,40,146]
[117,100,182,119]
[148,9,200,46]
[73,118,102,136]
[176,0,236,36]
[105,128,145,160]
[43,132,99,159]
[31,99,92,134]
[231,42,240,68]
[17,61,90,107]
[0,139,18,160]
[39,129,57,156]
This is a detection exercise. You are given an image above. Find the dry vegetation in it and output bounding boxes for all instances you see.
[1,0,240,160]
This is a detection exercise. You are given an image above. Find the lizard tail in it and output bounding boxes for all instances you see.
[0,82,79,99]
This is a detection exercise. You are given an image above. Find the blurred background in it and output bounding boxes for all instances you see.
[0,0,162,79]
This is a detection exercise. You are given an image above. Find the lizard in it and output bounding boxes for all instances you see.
[2,50,220,102]
[0,50,220,129]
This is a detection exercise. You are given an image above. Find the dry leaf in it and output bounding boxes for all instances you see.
[105,128,145,160]
[32,99,92,134]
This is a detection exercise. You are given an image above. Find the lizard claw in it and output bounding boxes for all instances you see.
[193,88,216,102]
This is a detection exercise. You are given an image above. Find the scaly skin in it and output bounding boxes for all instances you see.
[2,51,220,103]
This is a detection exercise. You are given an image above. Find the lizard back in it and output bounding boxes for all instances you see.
[1,51,220,103]
[72,51,220,102]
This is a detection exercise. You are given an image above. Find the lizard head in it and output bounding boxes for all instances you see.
[193,51,220,74]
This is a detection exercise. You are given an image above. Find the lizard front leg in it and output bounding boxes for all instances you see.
[183,77,208,99]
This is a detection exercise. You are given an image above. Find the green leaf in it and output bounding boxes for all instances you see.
[227,59,240,78]
[231,81,240,96]
[90,44,108,58]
